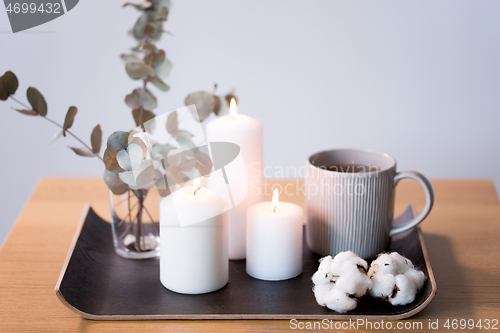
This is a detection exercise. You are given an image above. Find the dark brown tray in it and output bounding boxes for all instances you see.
[55,205,436,320]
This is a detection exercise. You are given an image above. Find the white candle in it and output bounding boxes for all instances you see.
[246,190,303,281]
[160,179,228,294]
[206,99,264,260]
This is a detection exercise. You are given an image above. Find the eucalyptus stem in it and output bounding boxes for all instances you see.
[9,96,30,110]
[8,95,104,163]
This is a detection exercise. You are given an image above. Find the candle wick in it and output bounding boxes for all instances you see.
[274,206,276,213]
[194,186,201,196]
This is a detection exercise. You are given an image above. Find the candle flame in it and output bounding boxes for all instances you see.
[230,98,237,120]
[272,189,279,213]
[193,178,201,195]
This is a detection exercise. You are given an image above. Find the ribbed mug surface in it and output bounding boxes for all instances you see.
[305,151,396,259]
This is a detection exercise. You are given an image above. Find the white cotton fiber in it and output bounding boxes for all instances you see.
[369,273,396,299]
[311,255,333,285]
[313,283,335,306]
[368,252,427,306]
[325,288,357,313]
[311,251,371,313]
[390,275,417,305]
[404,267,426,291]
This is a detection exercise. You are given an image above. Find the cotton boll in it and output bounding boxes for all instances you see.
[325,288,357,313]
[311,255,333,285]
[389,275,417,306]
[335,267,372,297]
[331,251,368,276]
[312,251,371,313]
[368,252,427,306]
[390,252,415,273]
[389,252,408,272]
[369,274,396,299]
[404,268,426,291]
[368,253,397,276]
[313,283,335,306]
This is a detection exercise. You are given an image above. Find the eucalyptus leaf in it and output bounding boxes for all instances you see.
[119,160,157,189]
[0,71,19,101]
[156,174,171,197]
[142,22,157,37]
[154,58,172,79]
[166,164,186,185]
[175,130,194,149]
[144,50,165,69]
[213,95,221,115]
[124,89,141,109]
[184,91,214,122]
[103,169,129,195]
[62,106,77,137]
[125,89,157,110]
[120,54,142,64]
[156,6,169,21]
[132,109,156,132]
[118,170,137,187]
[142,90,157,109]
[26,87,47,116]
[91,124,102,154]
[106,131,129,152]
[166,111,178,135]
[132,13,150,40]
[14,109,37,116]
[152,0,171,9]
[134,162,159,188]
[104,149,124,173]
[128,137,148,159]
[149,76,170,92]
[69,146,94,157]
[122,2,152,10]
[125,62,155,80]
[141,42,157,54]
[131,44,142,52]
[116,143,143,171]
[151,143,175,160]
[195,151,213,176]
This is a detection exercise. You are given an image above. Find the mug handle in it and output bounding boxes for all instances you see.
[390,171,434,237]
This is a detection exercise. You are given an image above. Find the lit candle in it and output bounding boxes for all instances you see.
[246,189,303,281]
[160,178,229,294]
[206,99,264,260]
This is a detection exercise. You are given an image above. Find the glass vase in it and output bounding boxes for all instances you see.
[109,189,160,259]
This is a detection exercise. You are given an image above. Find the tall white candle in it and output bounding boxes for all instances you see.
[206,99,264,260]
[246,190,303,281]
[160,179,228,294]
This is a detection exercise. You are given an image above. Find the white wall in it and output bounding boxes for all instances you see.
[1,0,499,247]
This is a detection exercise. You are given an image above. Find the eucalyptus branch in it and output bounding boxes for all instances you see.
[8,95,104,163]
[45,116,104,163]
[9,95,30,110]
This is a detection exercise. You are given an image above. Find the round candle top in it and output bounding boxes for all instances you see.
[206,99,262,134]
[160,181,227,227]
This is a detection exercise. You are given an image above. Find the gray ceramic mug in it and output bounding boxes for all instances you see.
[305,148,434,259]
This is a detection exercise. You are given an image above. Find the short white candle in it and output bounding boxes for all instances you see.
[206,99,264,260]
[246,190,303,281]
[160,179,228,294]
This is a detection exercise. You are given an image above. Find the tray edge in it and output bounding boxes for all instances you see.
[55,205,99,320]
[54,205,437,321]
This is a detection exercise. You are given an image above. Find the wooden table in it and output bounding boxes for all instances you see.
[0,178,499,332]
